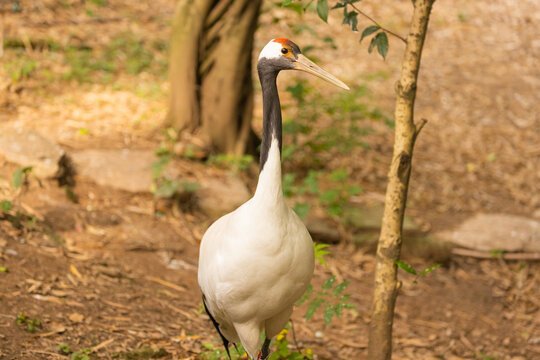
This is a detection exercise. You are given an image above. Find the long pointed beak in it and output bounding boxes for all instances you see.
[294,54,350,90]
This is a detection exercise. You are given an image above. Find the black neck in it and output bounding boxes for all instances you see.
[258,67,282,172]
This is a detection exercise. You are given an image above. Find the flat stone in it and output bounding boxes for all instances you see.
[71,149,158,192]
[0,129,64,178]
[195,175,250,219]
[305,216,341,244]
[344,202,419,231]
[437,213,540,252]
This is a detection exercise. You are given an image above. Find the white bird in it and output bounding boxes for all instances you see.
[198,38,349,360]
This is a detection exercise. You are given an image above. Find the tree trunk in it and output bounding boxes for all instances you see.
[167,0,261,155]
[367,1,435,359]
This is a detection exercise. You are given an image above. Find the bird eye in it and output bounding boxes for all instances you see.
[281,48,288,55]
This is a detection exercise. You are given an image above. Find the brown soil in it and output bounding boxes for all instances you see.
[1,1,539,359]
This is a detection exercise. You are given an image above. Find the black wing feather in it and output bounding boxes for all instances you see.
[202,294,232,360]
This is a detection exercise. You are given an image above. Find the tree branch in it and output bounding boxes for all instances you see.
[350,4,407,44]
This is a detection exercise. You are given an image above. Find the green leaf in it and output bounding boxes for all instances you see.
[333,281,350,296]
[327,203,343,217]
[282,144,297,159]
[180,181,200,193]
[368,36,377,54]
[317,0,328,22]
[0,267,8,273]
[303,170,320,194]
[329,168,348,182]
[395,260,417,275]
[322,275,336,290]
[57,343,71,355]
[281,2,303,15]
[375,32,389,59]
[347,185,363,196]
[314,243,330,252]
[314,243,331,265]
[12,166,32,189]
[296,293,309,306]
[285,82,307,103]
[282,173,297,198]
[1,200,12,212]
[360,25,380,42]
[154,180,179,198]
[319,189,340,204]
[323,303,334,326]
[419,263,441,276]
[305,297,324,321]
[281,0,295,5]
[342,10,358,31]
[293,202,311,220]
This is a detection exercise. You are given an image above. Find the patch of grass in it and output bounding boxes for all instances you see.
[15,314,42,333]
[3,56,36,82]
[71,348,92,360]
[57,343,71,355]
[2,32,169,84]
[200,342,246,360]
[207,154,255,172]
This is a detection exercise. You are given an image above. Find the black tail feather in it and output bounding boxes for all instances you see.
[202,294,232,360]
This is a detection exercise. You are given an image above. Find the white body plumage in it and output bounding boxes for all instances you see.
[198,38,347,360]
[198,137,314,359]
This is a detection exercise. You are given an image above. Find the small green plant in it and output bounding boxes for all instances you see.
[296,276,355,326]
[395,261,441,284]
[489,249,504,258]
[1,200,12,212]
[200,342,245,360]
[57,343,71,355]
[268,327,313,360]
[16,314,42,333]
[71,348,92,360]
[318,169,362,218]
[4,58,36,82]
[282,168,362,221]
[208,154,254,172]
[314,243,330,266]
[151,149,200,199]
[12,166,33,189]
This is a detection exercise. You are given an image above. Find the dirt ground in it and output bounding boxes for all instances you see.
[1,0,539,359]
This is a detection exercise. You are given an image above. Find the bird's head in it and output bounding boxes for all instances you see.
[258,38,349,90]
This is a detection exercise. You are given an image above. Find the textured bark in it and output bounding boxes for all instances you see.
[367,1,435,359]
[168,0,213,132]
[167,0,261,155]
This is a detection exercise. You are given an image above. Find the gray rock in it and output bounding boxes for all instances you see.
[437,213,540,252]
[0,129,65,178]
[344,202,419,231]
[305,217,341,244]
[196,175,250,219]
[71,149,159,192]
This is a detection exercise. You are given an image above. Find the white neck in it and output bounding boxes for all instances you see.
[254,136,283,205]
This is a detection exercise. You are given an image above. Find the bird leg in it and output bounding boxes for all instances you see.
[259,338,271,360]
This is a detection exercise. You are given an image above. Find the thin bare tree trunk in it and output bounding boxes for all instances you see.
[367,1,435,359]
[167,0,260,155]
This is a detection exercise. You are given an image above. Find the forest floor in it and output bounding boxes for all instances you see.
[0,0,539,359]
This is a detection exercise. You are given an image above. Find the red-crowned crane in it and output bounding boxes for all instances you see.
[198,38,349,360]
